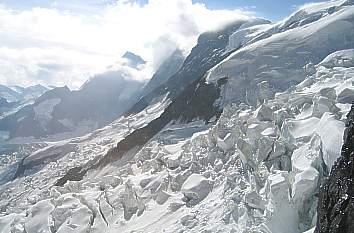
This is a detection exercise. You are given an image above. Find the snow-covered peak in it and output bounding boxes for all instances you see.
[227,18,272,51]
[277,0,347,29]
[0,84,49,104]
[207,2,354,107]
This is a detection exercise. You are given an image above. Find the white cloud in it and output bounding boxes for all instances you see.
[0,0,251,89]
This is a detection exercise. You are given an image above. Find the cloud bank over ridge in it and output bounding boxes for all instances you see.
[0,0,251,89]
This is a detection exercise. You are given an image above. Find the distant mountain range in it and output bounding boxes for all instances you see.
[0,51,185,141]
[1,1,354,233]
[0,84,48,104]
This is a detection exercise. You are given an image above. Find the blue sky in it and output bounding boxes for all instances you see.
[194,0,327,20]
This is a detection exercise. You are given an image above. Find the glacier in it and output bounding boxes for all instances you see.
[1,1,354,233]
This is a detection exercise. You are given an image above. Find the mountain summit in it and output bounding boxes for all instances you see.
[122,51,146,69]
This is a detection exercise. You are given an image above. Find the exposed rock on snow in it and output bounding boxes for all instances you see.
[315,104,354,233]
[1,2,354,233]
[207,0,354,106]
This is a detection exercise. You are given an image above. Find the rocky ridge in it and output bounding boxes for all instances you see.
[1,1,354,232]
[315,98,354,232]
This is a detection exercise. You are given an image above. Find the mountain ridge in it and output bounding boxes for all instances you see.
[1,2,354,233]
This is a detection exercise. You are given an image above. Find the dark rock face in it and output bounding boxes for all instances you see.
[34,86,70,104]
[122,51,146,69]
[141,49,185,97]
[315,105,354,233]
[14,143,77,179]
[127,20,247,115]
[55,20,250,186]
[55,76,225,186]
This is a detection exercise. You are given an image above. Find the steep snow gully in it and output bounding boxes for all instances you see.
[1,1,354,233]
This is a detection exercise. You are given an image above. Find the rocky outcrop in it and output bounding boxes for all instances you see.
[54,20,252,186]
[55,76,224,186]
[3,3,354,232]
[122,51,146,68]
[127,20,248,115]
[140,49,185,97]
[315,105,354,233]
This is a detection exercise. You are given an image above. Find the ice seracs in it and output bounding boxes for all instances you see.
[319,49,354,68]
[207,0,354,107]
[1,2,354,233]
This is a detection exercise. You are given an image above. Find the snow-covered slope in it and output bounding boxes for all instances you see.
[0,86,71,142]
[227,18,271,51]
[0,93,170,202]
[1,1,354,233]
[1,48,352,233]
[141,49,185,97]
[0,84,49,122]
[0,84,48,104]
[208,0,354,106]
[0,85,22,104]
[128,19,251,115]
[0,66,145,142]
